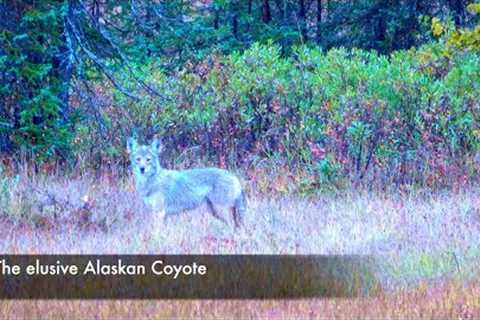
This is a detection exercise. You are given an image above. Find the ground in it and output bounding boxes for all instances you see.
[0,173,479,318]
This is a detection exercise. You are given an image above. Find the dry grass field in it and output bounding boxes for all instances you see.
[0,281,479,319]
[0,171,479,318]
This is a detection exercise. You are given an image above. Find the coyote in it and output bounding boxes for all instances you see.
[127,136,246,229]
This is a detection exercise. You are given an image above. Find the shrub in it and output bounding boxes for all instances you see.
[67,38,480,191]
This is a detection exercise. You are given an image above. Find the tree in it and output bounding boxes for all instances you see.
[0,0,193,159]
[0,1,75,159]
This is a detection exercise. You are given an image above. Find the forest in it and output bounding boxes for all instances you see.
[1,1,480,319]
[1,0,478,190]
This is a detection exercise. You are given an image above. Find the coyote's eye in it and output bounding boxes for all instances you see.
[146,158,151,162]
[136,157,141,162]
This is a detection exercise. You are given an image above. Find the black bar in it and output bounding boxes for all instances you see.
[0,255,380,299]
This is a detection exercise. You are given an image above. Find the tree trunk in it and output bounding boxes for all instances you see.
[231,0,240,39]
[448,0,465,26]
[213,8,219,29]
[54,1,75,124]
[372,3,387,51]
[316,0,322,44]
[232,13,238,39]
[299,0,307,40]
[262,0,271,23]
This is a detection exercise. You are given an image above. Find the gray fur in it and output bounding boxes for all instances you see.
[127,137,246,229]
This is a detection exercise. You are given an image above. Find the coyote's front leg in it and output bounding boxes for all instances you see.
[144,194,166,240]
[151,209,165,233]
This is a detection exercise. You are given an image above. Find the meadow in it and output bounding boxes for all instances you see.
[0,167,479,318]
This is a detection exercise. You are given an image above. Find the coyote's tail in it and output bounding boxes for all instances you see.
[233,190,247,228]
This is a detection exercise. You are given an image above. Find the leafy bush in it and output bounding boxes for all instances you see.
[70,38,479,190]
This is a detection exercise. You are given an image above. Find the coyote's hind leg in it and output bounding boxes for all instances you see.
[231,207,241,229]
[205,198,230,226]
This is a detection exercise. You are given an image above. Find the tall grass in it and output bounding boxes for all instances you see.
[0,279,479,319]
[0,167,478,277]
[0,164,478,317]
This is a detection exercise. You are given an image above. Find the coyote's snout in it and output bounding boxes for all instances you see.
[127,136,246,229]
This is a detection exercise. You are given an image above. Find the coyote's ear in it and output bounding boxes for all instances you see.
[126,137,138,154]
[151,136,163,154]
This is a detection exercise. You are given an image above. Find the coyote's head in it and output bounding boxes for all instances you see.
[126,137,163,177]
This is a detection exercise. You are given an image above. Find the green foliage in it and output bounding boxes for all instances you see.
[1,0,478,190]
[87,0,473,69]
[77,40,479,187]
[446,3,480,53]
[0,1,75,161]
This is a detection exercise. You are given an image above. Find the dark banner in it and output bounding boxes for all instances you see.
[0,255,380,299]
